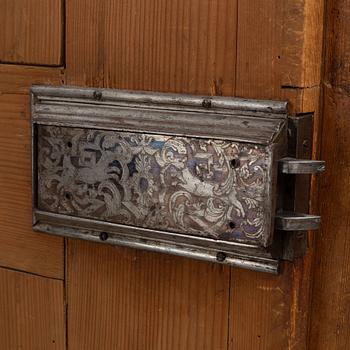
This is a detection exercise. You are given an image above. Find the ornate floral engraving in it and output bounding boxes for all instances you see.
[37,126,271,244]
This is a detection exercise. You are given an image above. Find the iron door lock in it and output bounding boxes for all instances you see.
[31,86,325,273]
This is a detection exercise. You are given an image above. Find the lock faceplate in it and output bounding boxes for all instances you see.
[31,86,323,273]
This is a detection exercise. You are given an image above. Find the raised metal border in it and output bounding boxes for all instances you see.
[31,85,289,274]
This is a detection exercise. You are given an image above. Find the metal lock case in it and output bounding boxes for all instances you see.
[31,86,324,273]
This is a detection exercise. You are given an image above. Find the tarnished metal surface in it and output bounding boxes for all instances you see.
[31,85,299,272]
[37,125,273,246]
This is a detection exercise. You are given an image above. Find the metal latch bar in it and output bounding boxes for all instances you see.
[275,212,321,231]
[279,157,325,174]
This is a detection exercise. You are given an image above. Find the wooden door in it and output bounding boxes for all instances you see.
[0,1,349,349]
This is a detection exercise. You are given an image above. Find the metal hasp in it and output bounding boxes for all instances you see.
[31,86,324,274]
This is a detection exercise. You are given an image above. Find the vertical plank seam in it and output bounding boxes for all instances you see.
[61,0,66,68]
[306,0,330,347]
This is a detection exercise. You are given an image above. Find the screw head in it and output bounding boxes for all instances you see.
[93,90,103,101]
[202,99,212,108]
[216,252,227,262]
[99,231,109,241]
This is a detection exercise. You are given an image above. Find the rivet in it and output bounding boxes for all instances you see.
[202,99,212,108]
[216,252,227,262]
[99,231,109,241]
[93,90,103,101]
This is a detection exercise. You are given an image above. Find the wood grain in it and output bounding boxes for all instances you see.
[66,1,236,349]
[0,90,64,279]
[230,1,324,349]
[0,64,64,94]
[67,240,230,350]
[0,267,65,349]
[231,2,291,349]
[281,0,324,88]
[66,0,237,95]
[309,0,350,348]
[64,1,326,349]
[0,0,63,66]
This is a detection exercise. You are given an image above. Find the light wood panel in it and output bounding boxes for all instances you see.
[66,1,237,348]
[67,240,230,350]
[0,0,63,65]
[0,267,65,349]
[66,0,237,95]
[0,84,64,278]
[231,3,291,349]
[230,1,324,349]
[0,64,65,94]
[281,0,324,88]
[309,0,350,348]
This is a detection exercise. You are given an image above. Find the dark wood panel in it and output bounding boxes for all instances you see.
[0,267,65,349]
[310,1,350,348]
[67,240,230,350]
[0,0,63,65]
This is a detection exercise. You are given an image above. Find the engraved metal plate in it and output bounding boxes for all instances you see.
[31,86,290,273]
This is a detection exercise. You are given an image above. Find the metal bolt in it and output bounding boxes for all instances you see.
[99,231,109,241]
[216,252,227,262]
[202,99,212,108]
[93,90,103,101]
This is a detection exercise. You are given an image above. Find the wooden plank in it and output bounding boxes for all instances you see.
[0,64,65,94]
[67,240,230,350]
[235,1,283,100]
[281,0,324,88]
[0,0,63,66]
[66,0,237,95]
[229,267,292,349]
[309,0,350,348]
[0,90,64,279]
[66,1,237,349]
[0,267,65,349]
[235,0,324,99]
[230,1,325,349]
[65,1,326,349]
[231,2,291,349]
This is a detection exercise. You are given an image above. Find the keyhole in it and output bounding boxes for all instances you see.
[99,232,109,241]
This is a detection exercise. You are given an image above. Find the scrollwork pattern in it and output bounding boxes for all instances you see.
[37,126,270,244]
